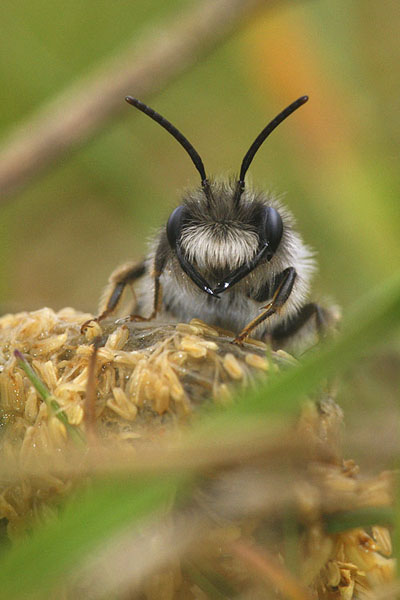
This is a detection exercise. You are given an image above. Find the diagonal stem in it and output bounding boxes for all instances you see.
[0,0,269,199]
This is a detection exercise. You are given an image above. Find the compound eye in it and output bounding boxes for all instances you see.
[166,205,186,248]
[260,206,283,260]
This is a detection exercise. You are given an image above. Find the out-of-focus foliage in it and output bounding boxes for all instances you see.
[0,0,399,314]
[0,2,400,596]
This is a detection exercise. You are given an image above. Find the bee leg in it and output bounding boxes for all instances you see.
[130,238,168,322]
[271,302,327,347]
[233,267,296,345]
[81,261,146,333]
[129,269,162,322]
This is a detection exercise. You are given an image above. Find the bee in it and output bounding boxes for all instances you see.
[83,95,330,349]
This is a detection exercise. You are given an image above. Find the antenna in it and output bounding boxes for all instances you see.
[234,96,309,204]
[125,97,208,186]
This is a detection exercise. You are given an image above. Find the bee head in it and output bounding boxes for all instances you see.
[166,180,283,273]
[125,95,308,296]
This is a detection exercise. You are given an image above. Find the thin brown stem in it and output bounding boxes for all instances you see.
[0,0,268,199]
[84,339,101,440]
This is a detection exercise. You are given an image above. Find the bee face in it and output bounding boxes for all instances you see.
[170,183,260,273]
[166,180,283,291]
[180,219,259,273]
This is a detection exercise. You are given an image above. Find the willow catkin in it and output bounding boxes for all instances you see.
[0,307,394,599]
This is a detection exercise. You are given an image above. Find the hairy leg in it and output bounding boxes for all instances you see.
[81,260,146,332]
[234,267,296,344]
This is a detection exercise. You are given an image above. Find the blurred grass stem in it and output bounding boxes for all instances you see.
[14,349,86,445]
[0,0,269,198]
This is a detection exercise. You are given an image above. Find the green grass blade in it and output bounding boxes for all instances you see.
[0,475,185,598]
[14,349,52,402]
[14,350,86,445]
[324,506,394,534]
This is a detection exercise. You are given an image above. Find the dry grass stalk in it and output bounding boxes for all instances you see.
[0,0,269,198]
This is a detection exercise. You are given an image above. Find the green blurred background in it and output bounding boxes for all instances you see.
[0,0,399,319]
[0,1,399,587]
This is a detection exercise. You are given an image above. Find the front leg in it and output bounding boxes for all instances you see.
[234,267,296,344]
[129,265,163,322]
[81,261,146,332]
[130,236,168,323]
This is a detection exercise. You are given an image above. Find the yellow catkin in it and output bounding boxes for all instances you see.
[169,351,187,366]
[275,348,298,365]
[100,366,116,397]
[372,526,392,557]
[75,345,94,358]
[6,370,25,413]
[19,427,39,464]
[144,371,157,402]
[56,381,87,395]
[245,353,269,371]
[153,382,170,415]
[213,383,232,405]
[179,336,207,358]
[170,381,185,402]
[325,561,341,587]
[33,333,68,355]
[0,307,395,600]
[84,320,103,340]
[338,571,354,600]
[158,357,185,402]
[97,347,117,363]
[32,360,58,389]
[24,389,39,423]
[113,350,146,366]
[242,337,267,349]
[64,403,84,426]
[189,318,219,337]
[104,326,129,351]
[176,323,203,336]
[222,353,243,380]
[68,366,89,388]
[48,417,67,445]
[126,359,146,398]
[107,387,137,421]
[0,496,19,522]
[134,367,152,407]
[199,340,218,351]
[17,308,56,338]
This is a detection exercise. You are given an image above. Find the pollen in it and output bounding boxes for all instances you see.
[83,319,103,340]
[245,353,269,371]
[223,353,244,380]
[179,335,208,358]
[108,387,138,421]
